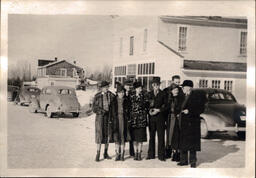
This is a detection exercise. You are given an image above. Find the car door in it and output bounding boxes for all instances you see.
[207,91,236,126]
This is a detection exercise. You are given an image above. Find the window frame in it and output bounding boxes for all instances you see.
[239,30,247,56]
[177,25,188,52]
[129,36,134,56]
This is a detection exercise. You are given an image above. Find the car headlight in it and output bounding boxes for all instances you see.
[240,115,246,121]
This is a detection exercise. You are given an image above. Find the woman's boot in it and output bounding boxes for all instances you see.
[95,151,100,162]
[134,151,138,160]
[121,151,125,161]
[115,150,120,161]
[172,151,177,161]
[104,149,111,159]
[138,151,142,161]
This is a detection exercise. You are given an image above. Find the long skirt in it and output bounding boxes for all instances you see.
[95,112,113,144]
[167,114,180,150]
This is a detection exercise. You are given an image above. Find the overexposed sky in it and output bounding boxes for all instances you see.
[8,14,114,77]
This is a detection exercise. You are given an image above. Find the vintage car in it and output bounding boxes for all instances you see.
[8,85,20,102]
[195,88,246,139]
[29,86,80,118]
[15,86,41,105]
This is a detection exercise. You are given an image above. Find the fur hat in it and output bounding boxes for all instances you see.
[181,80,194,88]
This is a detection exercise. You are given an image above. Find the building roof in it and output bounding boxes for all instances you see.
[160,16,247,29]
[183,60,247,72]
[38,60,82,69]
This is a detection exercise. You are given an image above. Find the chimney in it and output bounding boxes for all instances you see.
[54,57,58,61]
[74,61,76,65]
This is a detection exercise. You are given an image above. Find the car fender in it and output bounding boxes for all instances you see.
[200,112,227,131]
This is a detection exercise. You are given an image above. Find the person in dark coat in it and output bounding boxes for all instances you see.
[92,81,115,162]
[166,83,182,162]
[146,77,168,161]
[129,81,149,161]
[110,85,131,161]
[178,80,206,168]
[163,75,181,159]
[123,79,135,157]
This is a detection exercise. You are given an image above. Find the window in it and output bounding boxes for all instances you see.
[143,29,148,52]
[212,80,221,89]
[127,64,136,75]
[58,89,72,95]
[178,26,187,51]
[224,80,233,92]
[114,66,126,76]
[199,79,208,88]
[45,88,52,94]
[240,31,247,55]
[73,68,77,77]
[130,36,134,55]
[120,37,123,57]
[60,68,67,77]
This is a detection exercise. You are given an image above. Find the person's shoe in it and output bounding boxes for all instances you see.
[115,151,120,161]
[171,152,177,161]
[159,157,166,161]
[137,152,142,161]
[121,152,125,161]
[191,163,197,168]
[177,162,188,166]
[134,152,138,160]
[95,151,100,162]
[103,150,111,159]
[176,152,180,162]
[146,155,155,160]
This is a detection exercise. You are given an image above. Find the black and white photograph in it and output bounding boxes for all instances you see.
[0,0,255,177]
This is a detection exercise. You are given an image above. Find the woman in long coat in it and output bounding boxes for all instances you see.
[92,81,115,162]
[129,81,149,161]
[109,85,131,161]
[166,83,182,161]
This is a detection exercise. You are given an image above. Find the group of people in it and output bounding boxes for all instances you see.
[92,75,206,168]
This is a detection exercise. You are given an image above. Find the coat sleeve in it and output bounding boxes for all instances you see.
[92,94,105,115]
[160,91,169,113]
[188,92,206,116]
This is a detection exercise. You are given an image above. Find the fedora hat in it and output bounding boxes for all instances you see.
[99,80,110,88]
[133,81,142,89]
[152,77,161,85]
[116,85,125,93]
[181,80,194,88]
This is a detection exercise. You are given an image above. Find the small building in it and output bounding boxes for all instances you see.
[112,16,247,105]
[36,58,85,89]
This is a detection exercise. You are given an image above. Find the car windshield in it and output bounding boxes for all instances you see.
[208,92,236,102]
[58,89,73,95]
[27,88,40,92]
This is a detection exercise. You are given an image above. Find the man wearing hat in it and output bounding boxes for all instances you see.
[178,80,206,168]
[123,79,135,157]
[146,77,168,161]
[92,80,115,162]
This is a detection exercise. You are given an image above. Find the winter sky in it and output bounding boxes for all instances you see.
[8,15,114,78]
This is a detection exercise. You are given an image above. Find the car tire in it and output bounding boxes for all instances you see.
[237,131,245,140]
[200,119,209,138]
[46,105,53,118]
[72,112,79,118]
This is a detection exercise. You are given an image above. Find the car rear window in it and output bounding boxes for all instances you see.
[208,92,235,102]
[58,89,73,95]
[27,88,40,92]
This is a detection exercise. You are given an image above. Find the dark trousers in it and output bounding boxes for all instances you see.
[180,150,197,164]
[148,116,165,159]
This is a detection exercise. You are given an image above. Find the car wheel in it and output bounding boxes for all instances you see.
[72,112,79,118]
[200,119,209,138]
[237,131,245,140]
[46,105,53,118]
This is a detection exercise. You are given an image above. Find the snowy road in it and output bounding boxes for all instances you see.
[7,97,245,168]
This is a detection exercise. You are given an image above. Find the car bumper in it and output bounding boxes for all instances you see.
[55,108,80,113]
[222,124,246,132]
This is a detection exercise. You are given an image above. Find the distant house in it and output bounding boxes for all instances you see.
[36,58,85,89]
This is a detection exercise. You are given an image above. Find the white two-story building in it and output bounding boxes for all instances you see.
[112,16,247,105]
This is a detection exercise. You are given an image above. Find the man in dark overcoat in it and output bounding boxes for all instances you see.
[92,81,115,162]
[178,80,206,168]
[146,77,168,161]
[124,79,135,157]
